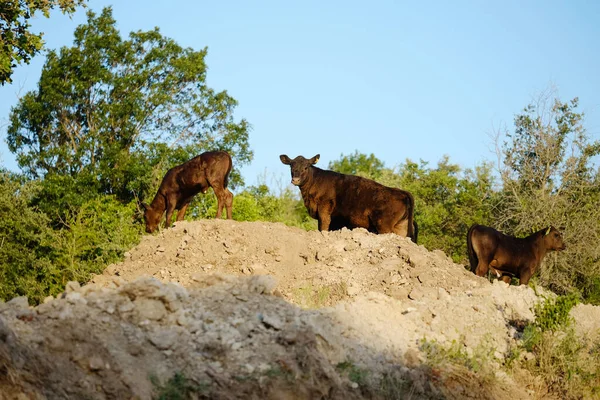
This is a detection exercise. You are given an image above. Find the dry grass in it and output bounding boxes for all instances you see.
[291,281,348,309]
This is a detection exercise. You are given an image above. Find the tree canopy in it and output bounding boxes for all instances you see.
[7,7,252,209]
[0,0,86,84]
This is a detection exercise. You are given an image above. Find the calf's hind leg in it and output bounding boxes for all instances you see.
[224,189,233,219]
[212,184,233,219]
[474,256,493,277]
[392,218,410,237]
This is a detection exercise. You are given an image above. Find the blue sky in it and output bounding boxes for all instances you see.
[1,0,599,189]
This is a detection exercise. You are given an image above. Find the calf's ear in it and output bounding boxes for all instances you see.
[310,154,320,164]
[280,155,292,165]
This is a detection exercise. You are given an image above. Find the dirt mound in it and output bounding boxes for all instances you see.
[95,219,483,302]
[92,220,551,356]
[1,219,598,399]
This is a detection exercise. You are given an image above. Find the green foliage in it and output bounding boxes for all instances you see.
[388,158,496,262]
[328,150,385,179]
[336,361,369,387]
[0,171,141,304]
[517,294,600,399]
[151,372,207,400]
[0,0,86,84]
[532,294,578,333]
[292,282,347,308]
[52,196,142,284]
[419,337,495,374]
[0,171,58,303]
[7,7,252,210]
[231,184,316,230]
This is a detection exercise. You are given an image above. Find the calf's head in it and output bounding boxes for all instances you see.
[142,203,161,233]
[280,154,320,186]
[542,226,566,251]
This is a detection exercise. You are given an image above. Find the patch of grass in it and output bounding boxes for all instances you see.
[264,364,294,382]
[378,371,410,398]
[418,337,504,399]
[419,337,496,375]
[151,372,208,400]
[336,361,369,387]
[513,294,600,399]
[292,282,348,308]
[533,294,579,333]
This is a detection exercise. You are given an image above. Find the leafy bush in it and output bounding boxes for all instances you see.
[0,172,59,303]
[0,173,141,304]
[518,294,600,398]
[151,372,207,400]
[52,196,142,284]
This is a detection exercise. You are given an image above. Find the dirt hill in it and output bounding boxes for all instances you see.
[0,219,598,399]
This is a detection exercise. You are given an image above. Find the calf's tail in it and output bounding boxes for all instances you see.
[406,192,417,243]
[223,153,233,189]
[466,224,478,273]
[412,219,419,244]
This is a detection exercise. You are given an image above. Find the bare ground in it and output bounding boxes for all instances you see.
[0,219,598,399]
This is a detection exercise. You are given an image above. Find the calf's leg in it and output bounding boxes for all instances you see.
[212,185,227,219]
[474,256,493,277]
[176,201,191,222]
[392,218,410,237]
[164,196,177,229]
[224,189,233,219]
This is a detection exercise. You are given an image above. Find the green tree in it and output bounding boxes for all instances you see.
[381,157,496,262]
[496,92,600,301]
[7,7,252,213]
[0,0,86,84]
[328,150,385,180]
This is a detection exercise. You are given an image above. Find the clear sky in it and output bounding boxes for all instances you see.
[1,0,599,188]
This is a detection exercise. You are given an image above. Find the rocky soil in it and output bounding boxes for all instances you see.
[0,219,598,399]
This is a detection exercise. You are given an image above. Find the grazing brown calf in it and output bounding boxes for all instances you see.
[142,151,233,233]
[467,224,566,285]
[280,154,416,242]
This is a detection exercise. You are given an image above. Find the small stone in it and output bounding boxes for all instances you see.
[176,312,190,327]
[148,330,177,350]
[437,288,451,301]
[346,285,361,296]
[408,288,424,301]
[260,314,283,330]
[65,281,81,293]
[117,300,135,314]
[402,307,417,315]
[240,266,252,275]
[156,246,165,253]
[88,356,105,371]
[315,250,328,261]
[42,296,54,304]
[389,287,409,301]
[134,298,167,321]
[66,292,86,304]
[7,296,29,309]
[343,242,358,251]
